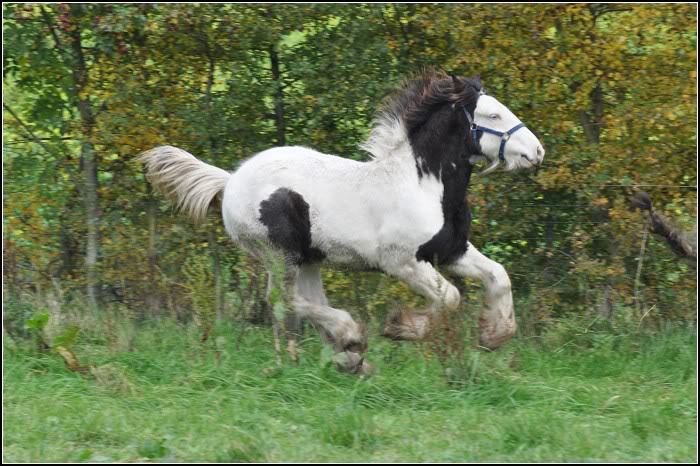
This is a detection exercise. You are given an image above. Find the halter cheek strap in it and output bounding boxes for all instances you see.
[461,106,526,162]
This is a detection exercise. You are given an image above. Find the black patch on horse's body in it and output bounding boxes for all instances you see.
[259,188,325,265]
[416,163,473,265]
[379,73,484,265]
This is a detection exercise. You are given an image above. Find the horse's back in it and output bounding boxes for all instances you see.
[221,146,367,260]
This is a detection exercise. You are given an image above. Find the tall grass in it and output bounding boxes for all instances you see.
[3,305,696,463]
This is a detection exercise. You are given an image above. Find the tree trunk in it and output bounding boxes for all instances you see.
[208,228,224,321]
[579,84,603,145]
[203,52,225,321]
[269,44,286,146]
[578,22,618,320]
[145,188,160,313]
[69,6,101,308]
[81,142,100,308]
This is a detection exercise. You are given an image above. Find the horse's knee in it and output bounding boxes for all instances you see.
[489,264,512,294]
[334,351,375,376]
[442,283,461,310]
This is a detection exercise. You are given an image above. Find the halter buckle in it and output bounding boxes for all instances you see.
[502,133,510,141]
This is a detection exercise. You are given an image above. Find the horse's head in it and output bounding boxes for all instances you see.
[453,75,544,171]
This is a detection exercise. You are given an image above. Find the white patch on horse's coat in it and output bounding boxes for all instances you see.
[358,116,409,160]
[223,145,445,271]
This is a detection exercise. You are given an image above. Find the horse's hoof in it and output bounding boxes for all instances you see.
[382,308,430,341]
[333,351,374,376]
[356,360,376,377]
[478,334,510,351]
[478,319,517,350]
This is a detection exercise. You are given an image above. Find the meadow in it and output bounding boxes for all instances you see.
[4,308,696,463]
[4,4,697,463]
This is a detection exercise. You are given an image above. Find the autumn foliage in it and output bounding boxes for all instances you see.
[3,4,696,327]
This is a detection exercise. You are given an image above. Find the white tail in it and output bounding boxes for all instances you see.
[139,146,231,224]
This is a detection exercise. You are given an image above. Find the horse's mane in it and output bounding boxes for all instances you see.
[360,70,483,160]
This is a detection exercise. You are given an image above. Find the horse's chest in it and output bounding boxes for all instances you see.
[371,178,445,245]
[415,179,471,265]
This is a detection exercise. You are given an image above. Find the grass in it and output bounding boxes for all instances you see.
[3,317,697,462]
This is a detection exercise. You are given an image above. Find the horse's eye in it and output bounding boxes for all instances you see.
[489,114,500,120]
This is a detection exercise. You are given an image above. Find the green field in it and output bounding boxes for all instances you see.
[3,317,697,463]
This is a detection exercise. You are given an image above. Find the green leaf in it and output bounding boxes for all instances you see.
[52,325,80,349]
[25,311,49,331]
[269,287,281,304]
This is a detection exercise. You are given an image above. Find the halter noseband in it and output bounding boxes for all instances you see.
[461,90,526,162]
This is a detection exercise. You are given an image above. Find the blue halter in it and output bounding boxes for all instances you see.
[461,96,526,162]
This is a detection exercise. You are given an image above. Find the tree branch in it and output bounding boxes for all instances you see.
[3,103,55,154]
[39,5,70,61]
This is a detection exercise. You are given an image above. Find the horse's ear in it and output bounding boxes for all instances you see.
[471,73,482,86]
[451,75,465,93]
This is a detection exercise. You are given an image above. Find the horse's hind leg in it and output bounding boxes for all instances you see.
[284,313,304,361]
[265,264,304,361]
[262,261,308,362]
[263,267,292,365]
[292,264,370,374]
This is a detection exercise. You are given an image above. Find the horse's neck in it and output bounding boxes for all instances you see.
[364,141,474,200]
[364,139,417,175]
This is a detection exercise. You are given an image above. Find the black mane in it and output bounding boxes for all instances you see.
[380,70,483,138]
[361,71,484,163]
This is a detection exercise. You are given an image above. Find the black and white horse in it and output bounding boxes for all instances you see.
[141,72,544,374]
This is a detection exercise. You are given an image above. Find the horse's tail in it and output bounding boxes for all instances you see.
[139,145,231,224]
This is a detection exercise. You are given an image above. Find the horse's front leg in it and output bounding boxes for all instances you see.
[383,260,461,340]
[449,241,516,350]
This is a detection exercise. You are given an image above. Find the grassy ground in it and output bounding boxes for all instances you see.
[3,317,697,463]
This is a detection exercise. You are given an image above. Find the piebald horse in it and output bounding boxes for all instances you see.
[140,72,545,374]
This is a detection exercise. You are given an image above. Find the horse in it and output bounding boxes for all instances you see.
[140,71,545,374]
